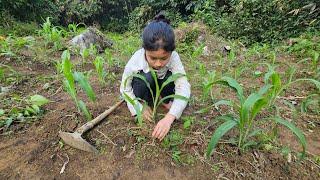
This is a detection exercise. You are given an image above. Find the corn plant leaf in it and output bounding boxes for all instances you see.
[157,94,189,108]
[214,100,233,109]
[160,73,185,91]
[125,73,154,102]
[29,94,50,106]
[215,114,235,122]
[150,69,160,93]
[78,100,92,121]
[257,84,273,95]
[194,105,214,114]
[300,94,319,113]
[240,93,264,127]
[61,49,70,61]
[251,98,268,120]
[206,120,237,158]
[73,72,96,102]
[123,93,143,126]
[61,50,74,90]
[272,117,306,156]
[216,77,244,103]
[63,79,77,102]
[271,73,281,93]
[247,128,262,138]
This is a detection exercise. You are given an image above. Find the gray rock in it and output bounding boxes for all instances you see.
[69,27,113,53]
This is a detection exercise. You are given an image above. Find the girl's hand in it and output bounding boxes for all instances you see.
[152,113,175,141]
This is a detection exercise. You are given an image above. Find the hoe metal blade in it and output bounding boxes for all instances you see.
[59,131,98,153]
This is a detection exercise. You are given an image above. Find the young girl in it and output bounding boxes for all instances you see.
[120,14,191,141]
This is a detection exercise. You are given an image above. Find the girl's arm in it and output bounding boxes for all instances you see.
[168,52,191,119]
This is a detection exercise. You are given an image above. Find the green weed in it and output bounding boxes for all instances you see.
[0,94,49,129]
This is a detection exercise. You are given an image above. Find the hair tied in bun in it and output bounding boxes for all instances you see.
[154,13,170,25]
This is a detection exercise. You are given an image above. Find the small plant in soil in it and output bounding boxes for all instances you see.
[0,94,49,131]
[124,69,188,125]
[38,17,65,51]
[262,63,320,108]
[206,76,307,158]
[60,50,96,121]
[93,56,107,86]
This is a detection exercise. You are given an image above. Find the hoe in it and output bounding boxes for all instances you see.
[59,100,124,153]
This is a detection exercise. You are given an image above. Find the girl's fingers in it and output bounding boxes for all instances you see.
[154,126,163,138]
[152,125,160,137]
[159,129,168,141]
[158,127,169,140]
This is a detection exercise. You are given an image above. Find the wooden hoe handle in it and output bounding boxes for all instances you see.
[76,100,124,134]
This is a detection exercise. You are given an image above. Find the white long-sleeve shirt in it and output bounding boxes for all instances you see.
[120,48,191,119]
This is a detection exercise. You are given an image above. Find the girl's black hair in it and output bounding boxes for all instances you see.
[142,13,175,52]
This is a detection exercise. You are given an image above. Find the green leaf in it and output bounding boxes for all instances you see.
[214,100,233,109]
[215,114,236,122]
[123,93,143,126]
[5,117,13,128]
[150,69,160,94]
[251,98,268,120]
[125,73,154,102]
[272,117,306,156]
[0,109,4,116]
[29,95,50,106]
[31,104,40,114]
[73,72,96,102]
[257,84,273,95]
[63,79,77,102]
[206,120,237,158]
[157,94,189,107]
[78,100,92,121]
[61,50,70,61]
[216,77,244,103]
[240,93,264,126]
[160,73,185,91]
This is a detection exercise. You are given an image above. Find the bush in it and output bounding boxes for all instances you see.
[0,0,60,24]
[128,0,195,32]
[194,0,320,45]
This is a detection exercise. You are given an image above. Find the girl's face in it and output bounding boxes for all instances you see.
[145,49,171,70]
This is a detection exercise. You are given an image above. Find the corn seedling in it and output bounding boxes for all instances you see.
[206,76,307,158]
[39,17,65,51]
[124,69,189,123]
[201,70,216,102]
[60,50,96,121]
[93,56,107,85]
[263,63,320,108]
[67,22,85,37]
[80,48,90,61]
